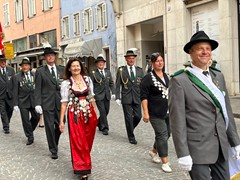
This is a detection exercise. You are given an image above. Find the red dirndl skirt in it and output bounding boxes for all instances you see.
[67,105,98,175]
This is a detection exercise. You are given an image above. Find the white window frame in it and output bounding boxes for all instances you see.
[73,13,80,36]
[15,0,23,23]
[42,0,53,11]
[3,3,10,26]
[95,2,107,30]
[62,16,69,39]
[27,0,36,18]
[83,8,93,34]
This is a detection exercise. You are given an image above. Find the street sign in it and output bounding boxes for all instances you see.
[4,43,14,59]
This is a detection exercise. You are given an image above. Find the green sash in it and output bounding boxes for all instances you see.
[184,70,223,114]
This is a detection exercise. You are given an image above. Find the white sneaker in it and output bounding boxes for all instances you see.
[162,162,172,173]
[149,151,161,163]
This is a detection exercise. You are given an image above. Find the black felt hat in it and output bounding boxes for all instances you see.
[43,47,57,55]
[95,55,106,63]
[124,50,137,57]
[184,31,218,54]
[0,54,6,60]
[20,57,31,66]
[0,50,6,60]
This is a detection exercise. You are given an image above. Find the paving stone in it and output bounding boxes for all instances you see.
[0,102,239,180]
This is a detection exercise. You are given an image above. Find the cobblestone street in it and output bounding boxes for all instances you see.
[0,101,239,180]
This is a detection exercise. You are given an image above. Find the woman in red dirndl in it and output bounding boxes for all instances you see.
[59,58,98,180]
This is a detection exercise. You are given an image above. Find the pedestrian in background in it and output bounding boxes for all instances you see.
[89,54,115,135]
[0,50,15,134]
[13,57,39,145]
[141,52,172,173]
[59,58,98,180]
[115,49,144,144]
[169,31,240,180]
[34,47,65,159]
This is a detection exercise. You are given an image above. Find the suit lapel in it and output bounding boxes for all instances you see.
[123,66,132,83]
[21,72,31,89]
[44,65,56,84]
[0,71,5,82]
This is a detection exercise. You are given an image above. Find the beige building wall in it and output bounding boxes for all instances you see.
[115,0,240,95]
[0,0,61,48]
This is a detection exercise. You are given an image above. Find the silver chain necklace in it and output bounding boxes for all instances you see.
[150,72,168,99]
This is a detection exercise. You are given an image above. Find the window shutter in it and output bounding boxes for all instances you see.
[61,19,64,38]
[103,3,107,28]
[95,6,99,30]
[14,1,18,22]
[82,12,86,34]
[19,0,23,21]
[33,0,36,15]
[27,0,30,18]
[48,0,53,8]
[90,8,93,32]
[73,14,76,35]
[42,0,44,11]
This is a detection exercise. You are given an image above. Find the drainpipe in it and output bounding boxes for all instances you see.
[164,0,169,73]
[238,0,240,91]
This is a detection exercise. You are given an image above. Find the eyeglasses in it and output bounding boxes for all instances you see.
[151,52,160,59]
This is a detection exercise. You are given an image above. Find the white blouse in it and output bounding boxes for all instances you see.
[60,76,95,102]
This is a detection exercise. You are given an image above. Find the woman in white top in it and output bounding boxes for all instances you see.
[59,58,98,180]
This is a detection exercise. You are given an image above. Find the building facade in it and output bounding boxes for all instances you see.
[113,0,240,95]
[60,0,117,74]
[0,0,61,72]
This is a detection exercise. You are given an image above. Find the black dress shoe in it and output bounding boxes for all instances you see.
[38,125,44,128]
[26,140,34,145]
[129,139,137,145]
[102,131,108,135]
[51,153,58,159]
[4,130,10,134]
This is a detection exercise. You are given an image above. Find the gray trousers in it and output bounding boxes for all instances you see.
[150,116,170,157]
[189,148,230,180]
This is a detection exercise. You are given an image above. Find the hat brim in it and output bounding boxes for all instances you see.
[184,39,218,54]
[95,59,106,63]
[124,54,137,57]
[20,63,31,66]
[43,52,57,55]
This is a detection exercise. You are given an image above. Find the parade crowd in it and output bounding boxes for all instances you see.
[0,31,240,180]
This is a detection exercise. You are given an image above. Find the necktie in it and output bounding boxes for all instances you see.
[100,70,105,78]
[51,67,56,80]
[130,66,135,81]
[2,68,6,80]
[202,71,209,76]
[25,73,31,84]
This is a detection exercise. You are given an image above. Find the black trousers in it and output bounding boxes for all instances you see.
[0,99,13,131]
[122,103,142,141]
[189,148,230,180]
[43,109,62,155]
[96,98,110,131]
[20,107,40,141]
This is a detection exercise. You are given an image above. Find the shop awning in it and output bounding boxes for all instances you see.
[64,38,102,58]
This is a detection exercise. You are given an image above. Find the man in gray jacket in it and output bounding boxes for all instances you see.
[90,55,115,135]
[34,47,64,159]
[169,31,240,180]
